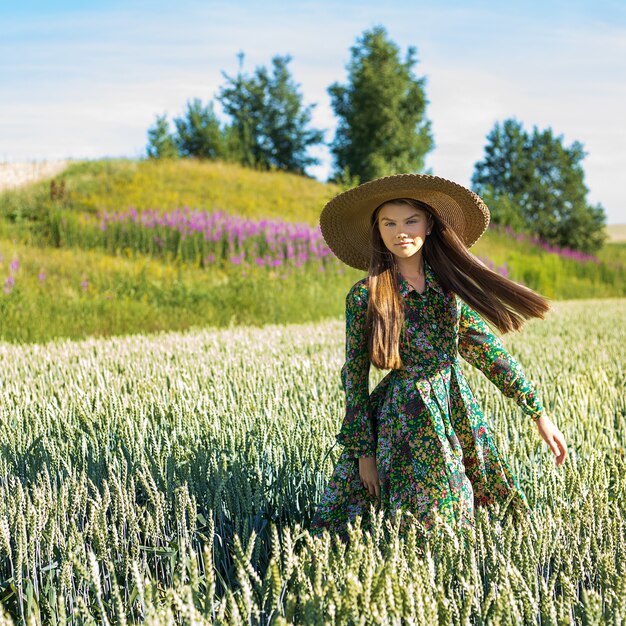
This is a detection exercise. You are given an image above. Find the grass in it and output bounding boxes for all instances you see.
[0,237,364,343]
[597,240,626,267]
[3,224,625,344]
[0,158,624,344]
[0,158,338,225]
[472,227,625,299]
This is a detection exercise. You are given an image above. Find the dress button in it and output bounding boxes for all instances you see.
[432,323,437,329]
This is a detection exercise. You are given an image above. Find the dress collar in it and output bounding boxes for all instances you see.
[396,260,444,297]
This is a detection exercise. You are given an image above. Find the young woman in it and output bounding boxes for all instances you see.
[309,173,567,542]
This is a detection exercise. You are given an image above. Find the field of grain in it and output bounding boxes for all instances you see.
[0,298,624,624]
[0,161,69,192]
[607,224,626,242]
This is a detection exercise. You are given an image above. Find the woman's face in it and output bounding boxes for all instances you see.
[377,202,431,261]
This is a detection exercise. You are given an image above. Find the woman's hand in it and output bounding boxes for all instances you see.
[535,414,568,466]
[359,456,382,498]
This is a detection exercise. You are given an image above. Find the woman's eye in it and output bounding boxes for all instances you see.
[406,219,417,224]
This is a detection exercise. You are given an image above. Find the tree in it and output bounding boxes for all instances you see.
[146,114,179,159]
[173,99,224,159]
[328,25,434,183]
[216,54,264,169]
[472,119,606,253]
[217,53,324,175]
[262,56,325,174]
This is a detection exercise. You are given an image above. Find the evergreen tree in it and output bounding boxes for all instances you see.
[472,119,606,253]
[217,54,263,169]
[217,53,324,174]
[173,99,223,159]
[262,56,324,174]
[145,114,179,159]
[328,25,434,183]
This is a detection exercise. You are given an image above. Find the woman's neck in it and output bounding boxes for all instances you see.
[396,252,425,278]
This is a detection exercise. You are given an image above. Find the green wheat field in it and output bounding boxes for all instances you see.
[0,298,624,624]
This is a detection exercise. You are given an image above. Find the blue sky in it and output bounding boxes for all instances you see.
[1,0,625,223]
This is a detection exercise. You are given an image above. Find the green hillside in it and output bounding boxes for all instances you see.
[0,158,337,225]
[0,158,624,344]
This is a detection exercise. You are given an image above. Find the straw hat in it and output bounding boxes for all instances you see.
[319,173,490,270]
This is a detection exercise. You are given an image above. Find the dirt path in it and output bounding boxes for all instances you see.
[0,160,70,192]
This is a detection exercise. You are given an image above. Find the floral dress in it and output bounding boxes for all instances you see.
[309,261,544,541]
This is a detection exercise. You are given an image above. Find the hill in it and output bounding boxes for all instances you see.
[0,158,623,344]
[0,158,336,225]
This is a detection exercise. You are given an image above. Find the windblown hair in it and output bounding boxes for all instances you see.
[366,198,551,370]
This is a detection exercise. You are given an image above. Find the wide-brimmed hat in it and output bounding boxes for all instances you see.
[319,173,490,270]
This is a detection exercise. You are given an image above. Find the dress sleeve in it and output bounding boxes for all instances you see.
[335,281,377,457]
[457,299,544,422]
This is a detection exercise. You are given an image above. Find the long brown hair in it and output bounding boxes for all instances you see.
[366,198,551,370]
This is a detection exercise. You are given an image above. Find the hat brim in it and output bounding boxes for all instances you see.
[320,174,490,271]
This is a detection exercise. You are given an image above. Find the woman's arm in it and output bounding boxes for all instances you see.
[457,298,568,465]
[335,281,377,458]
[457,299,544,422]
